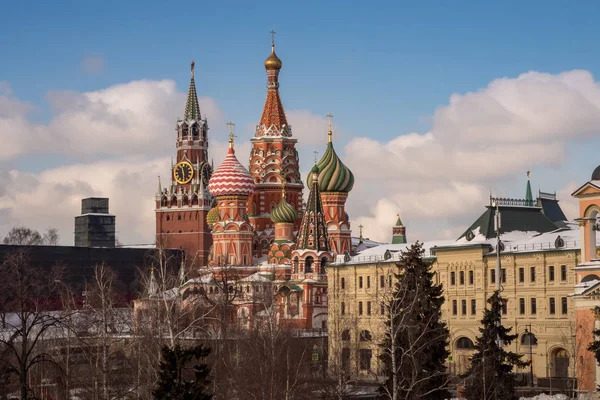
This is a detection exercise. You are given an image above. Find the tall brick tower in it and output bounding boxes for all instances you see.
[155,61,213,266]
[248,33,303,257]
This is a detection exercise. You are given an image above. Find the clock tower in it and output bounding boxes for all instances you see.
[155,61,213,266]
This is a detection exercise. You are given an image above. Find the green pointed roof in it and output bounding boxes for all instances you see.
[184,61,201,121]
[525,171,534,206]
[307,135,354,193]
[395,213,404,226]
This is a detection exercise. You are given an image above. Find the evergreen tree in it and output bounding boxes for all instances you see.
[379,242,450,400]
[152,344,212,400]
[462,291,529,400]
[587,307,600,368]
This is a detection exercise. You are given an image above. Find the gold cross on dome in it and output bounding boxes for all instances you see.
[326,114,333,131]
[270,30,276,45]
[313,150,319,164]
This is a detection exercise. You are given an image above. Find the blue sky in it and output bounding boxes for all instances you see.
[2,0,600,244]
[3,0,600,138]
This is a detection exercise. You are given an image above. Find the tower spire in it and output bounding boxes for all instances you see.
[525,170,533,206]
[184,60,201,121]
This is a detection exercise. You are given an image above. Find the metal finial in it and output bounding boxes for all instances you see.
[191,60,195,77]
[227,121,237,148]
[326,113,333,143]
[313,150,319,164]
[527,170,531,180]
[270,30,276,46]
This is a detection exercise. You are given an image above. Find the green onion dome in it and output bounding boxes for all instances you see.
[206,205,219,226]
[270,194,298,224]
[307,141,354,192]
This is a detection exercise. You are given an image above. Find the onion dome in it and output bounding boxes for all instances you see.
[307,131,354,192]
[592,165,600,181]
[271,192,298,224]
[208,137,255,197]
[264,44,282,71]
[206,205,219,225]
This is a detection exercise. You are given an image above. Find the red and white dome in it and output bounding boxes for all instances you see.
[208,147,255,197]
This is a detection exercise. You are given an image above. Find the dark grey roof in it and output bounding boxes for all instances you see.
[538,197,567,223]
[458,205,560,240]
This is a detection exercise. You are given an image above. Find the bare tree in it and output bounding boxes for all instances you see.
[0,250,68,400]
[2,227,59,246]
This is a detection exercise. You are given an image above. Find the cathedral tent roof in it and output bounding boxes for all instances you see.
[208,144,255,197]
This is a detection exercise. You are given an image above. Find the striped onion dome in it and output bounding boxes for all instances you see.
[208,146,255,197]
[206,205,219,225]
[270,193,298,224]
[307,140,354,193]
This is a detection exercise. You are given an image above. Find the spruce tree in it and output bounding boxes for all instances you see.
[379,242,450,400]
[152,344,212,400]
[462,291,528,400]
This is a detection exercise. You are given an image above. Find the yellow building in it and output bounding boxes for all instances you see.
[328,185,588,385]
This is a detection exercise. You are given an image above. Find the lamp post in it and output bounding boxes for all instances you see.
[493,202,503,349]
[548,362,553,395]
[524,325,534,387]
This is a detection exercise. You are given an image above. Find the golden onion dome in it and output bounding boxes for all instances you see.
[206,205,219,226]
[264,45,282,71]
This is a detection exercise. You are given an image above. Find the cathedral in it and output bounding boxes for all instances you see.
[154,38,355,330]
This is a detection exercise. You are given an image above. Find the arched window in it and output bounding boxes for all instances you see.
[582,274,600,283]
[360,330,372,342]
[456,337,475,350]
[191,195,199,207]
[521,332,538,346]
[305,256,314,273]
[320,257,328,274]
[342,329,351,341]
[161,196,168,207]
[293,257,299,273]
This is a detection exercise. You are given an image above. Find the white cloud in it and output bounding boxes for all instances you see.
[1,70,599,247]
[344,70,600,243]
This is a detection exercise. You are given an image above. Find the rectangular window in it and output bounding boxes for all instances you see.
[502,300,507,315]
[341,302,345,315]
[490,269,496,284]
[450,271,456,286]
[519,267,524,283]
[459,271,465,285]
[530,266,536,283]
[561,265,567,281]
[367,301,372,315]
[549,266,555,281]
[380,275,385,288]
[501,268,507,283]
[561,297,568,314]
[469,270,474,285]
[461,299,467,315]
[359,349,372,371]
[380,303,385,315]
[359,276,363,289]
[367,276,371,288]
[519,298,525,315]
[358,301,363,316]
[452,300,457,316]
[531,298,537,315]
[549,297,556,315]
[471,299,476,315]
[341,277,345,289]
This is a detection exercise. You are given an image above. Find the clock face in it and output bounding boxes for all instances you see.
[174,161,194,184]
[201,163,212,184]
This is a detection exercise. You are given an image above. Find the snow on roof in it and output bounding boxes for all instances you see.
[335,222,585,266]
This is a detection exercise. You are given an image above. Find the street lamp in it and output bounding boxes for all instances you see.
[548,362,553,395]
[524,325,534,387]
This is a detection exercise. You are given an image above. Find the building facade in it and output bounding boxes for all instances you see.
[328,179,590,387]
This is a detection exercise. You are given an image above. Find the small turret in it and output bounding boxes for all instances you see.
[392,213,407,244]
